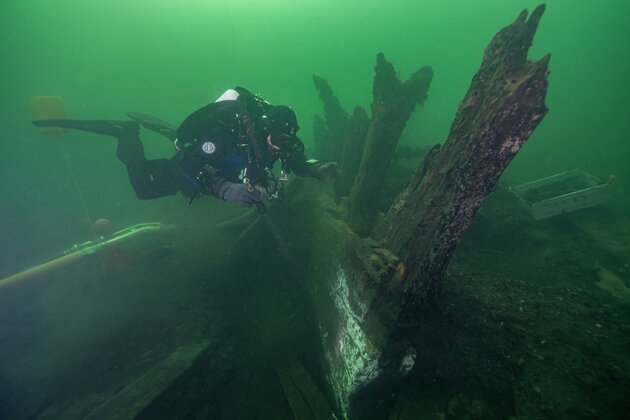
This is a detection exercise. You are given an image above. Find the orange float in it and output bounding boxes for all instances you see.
[29,95,70,135]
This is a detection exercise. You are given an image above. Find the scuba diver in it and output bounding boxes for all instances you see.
[33,87,340,211]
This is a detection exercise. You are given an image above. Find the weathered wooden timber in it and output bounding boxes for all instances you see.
[336,106,370,199]
[347,55,433,235]
[292,5,549,418]
[373,4,550,304]
[312,75,349,163]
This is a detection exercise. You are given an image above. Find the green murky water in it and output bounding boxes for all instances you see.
[1,1,628,418]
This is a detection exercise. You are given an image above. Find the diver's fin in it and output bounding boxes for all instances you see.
[32,119,139,138]
[125,112,177,141]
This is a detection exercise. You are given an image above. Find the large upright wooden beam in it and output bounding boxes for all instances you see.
[373,5,550,304]
[347,55,433,235]
[336,106,370,199]
[312,75,349,163]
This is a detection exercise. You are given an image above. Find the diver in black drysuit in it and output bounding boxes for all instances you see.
[33,87,339,209]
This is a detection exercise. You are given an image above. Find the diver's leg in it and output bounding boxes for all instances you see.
[32,119,139,138]
[125,112,177,141]
[33,119,182,199]
[33,118,145,165]
[33,118,143,163]
[126,158,187,200]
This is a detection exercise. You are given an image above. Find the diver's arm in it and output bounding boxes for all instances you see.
[288,153,340,180]
[198,171,229,198]
[287,155,321,178]
[197,168,262,208]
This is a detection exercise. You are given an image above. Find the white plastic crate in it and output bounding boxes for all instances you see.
[511,169,610,220]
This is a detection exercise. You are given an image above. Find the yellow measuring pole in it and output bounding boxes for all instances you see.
[0,252,84,293]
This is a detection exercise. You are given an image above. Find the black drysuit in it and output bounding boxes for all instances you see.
[119,88,320,202]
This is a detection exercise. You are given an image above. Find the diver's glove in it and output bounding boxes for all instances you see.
[316,161,341,180]
[219,182,262,208]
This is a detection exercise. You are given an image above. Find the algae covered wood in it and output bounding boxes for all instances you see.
[347,54,433,235]
[312,75,349,163]
[273,5,550,418]
[373,5,550,303]
[336,106,370,199]
[311,76,371,199]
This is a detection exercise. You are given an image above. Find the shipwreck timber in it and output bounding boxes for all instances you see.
[289,5,550,418]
